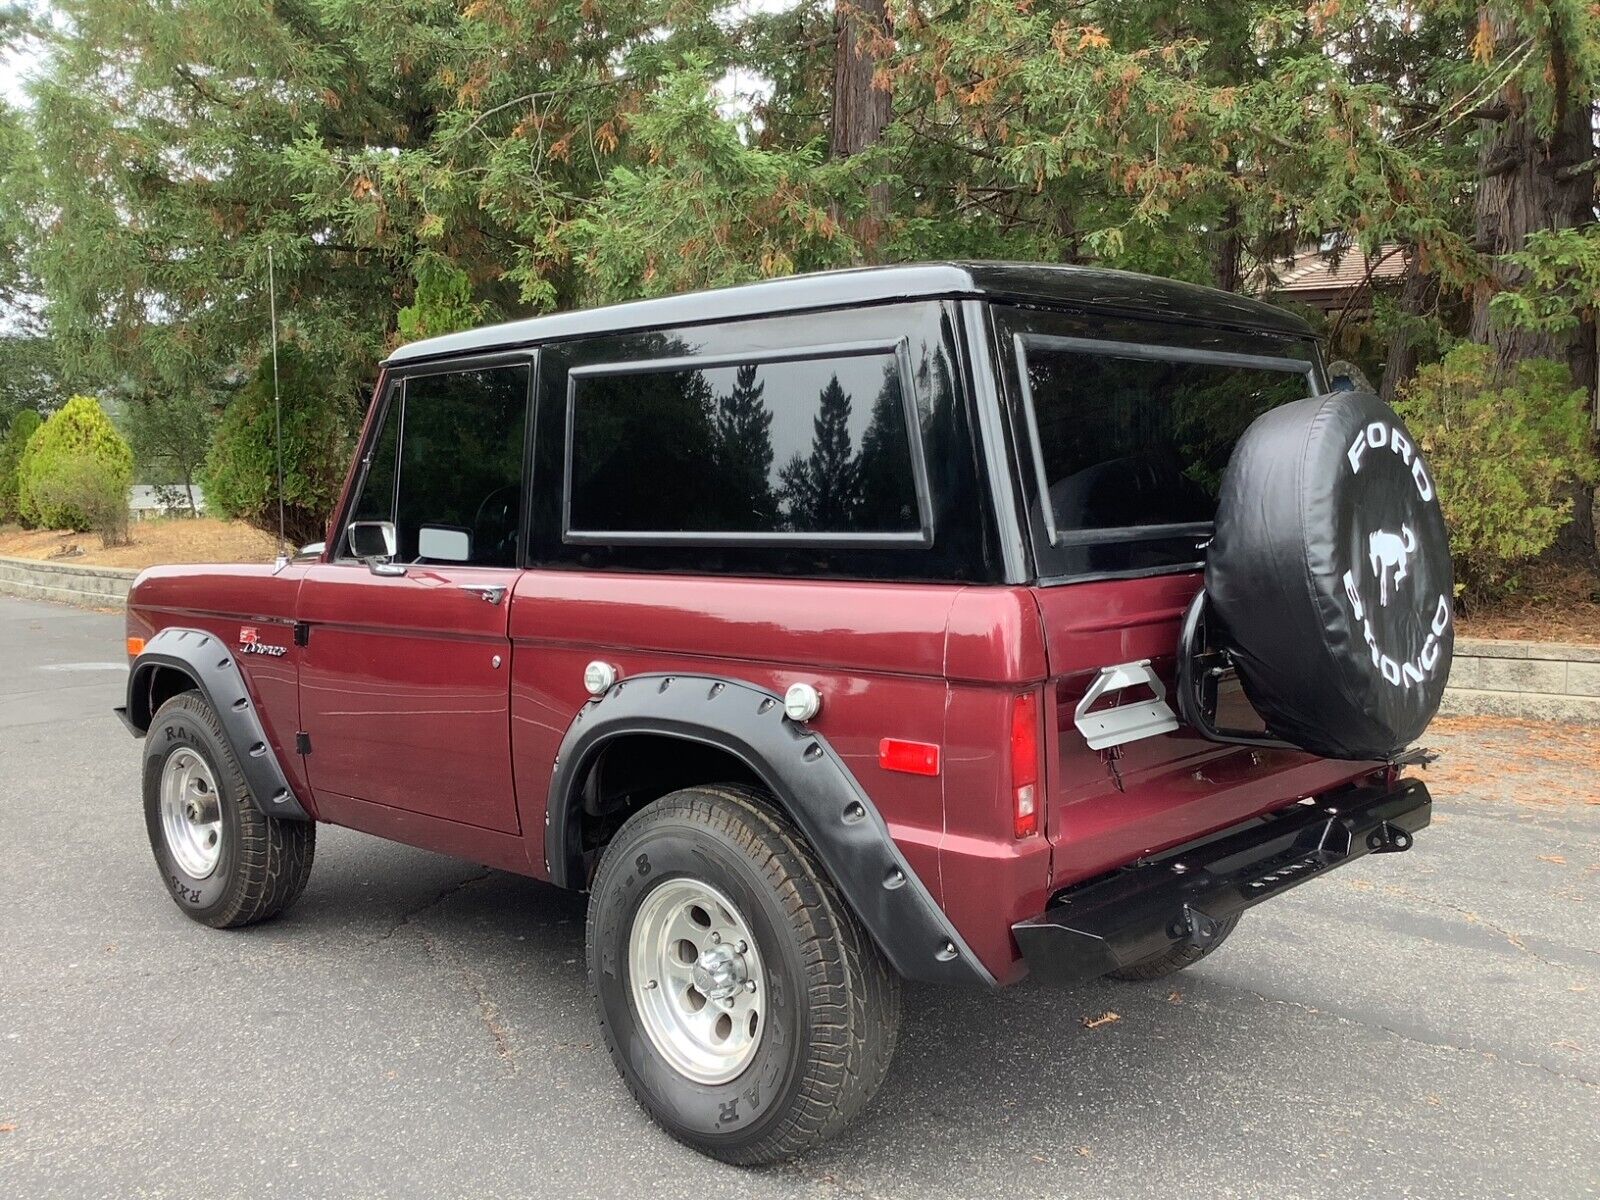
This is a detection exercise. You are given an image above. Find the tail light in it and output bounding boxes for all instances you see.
[1010,691,1041,838]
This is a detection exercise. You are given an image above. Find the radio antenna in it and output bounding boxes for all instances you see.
[267,244,287,570]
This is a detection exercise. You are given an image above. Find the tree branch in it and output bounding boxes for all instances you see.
[1554,156,1599,182]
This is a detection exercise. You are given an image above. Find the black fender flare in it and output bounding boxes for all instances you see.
[117,626,310,821]
[546,673,994,987]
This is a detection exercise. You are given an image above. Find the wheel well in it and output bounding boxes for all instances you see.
[570,733,766,881]
[139,664,200,728]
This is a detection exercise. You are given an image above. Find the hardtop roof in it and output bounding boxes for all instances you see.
[385,261,1315,365]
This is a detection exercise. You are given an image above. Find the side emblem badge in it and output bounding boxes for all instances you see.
[238,626,288,657]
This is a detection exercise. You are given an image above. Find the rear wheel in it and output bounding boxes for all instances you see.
[142,690,315,928]
[586,785,900,1164]
[1106,914,1240,981]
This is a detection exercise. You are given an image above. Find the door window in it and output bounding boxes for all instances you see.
[345,363,530,567]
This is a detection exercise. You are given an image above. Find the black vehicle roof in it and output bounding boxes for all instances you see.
[385,261,1314,365]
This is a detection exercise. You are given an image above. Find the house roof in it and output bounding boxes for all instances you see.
[1269,245,1409,294]
[386,261,1315,365]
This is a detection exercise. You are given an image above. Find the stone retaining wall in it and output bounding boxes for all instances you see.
[1440,637,1600,723]
[0,555,136,608]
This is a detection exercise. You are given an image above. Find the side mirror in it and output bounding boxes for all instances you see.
[417,525,471,563]
[293,541,326,563]
[346,521,406,576]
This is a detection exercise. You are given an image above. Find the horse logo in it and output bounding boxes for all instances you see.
[1367,524,1416,607]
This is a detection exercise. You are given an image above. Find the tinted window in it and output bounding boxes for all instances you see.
[342,365,528,566]
[1020,340,1309,535]
[348,388,400,526]
[567,352,922,539]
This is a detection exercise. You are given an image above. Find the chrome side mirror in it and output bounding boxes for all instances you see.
[293,540,326,563]
[347,520,406,577]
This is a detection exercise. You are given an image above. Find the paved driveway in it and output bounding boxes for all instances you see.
[1,595,1595,1198]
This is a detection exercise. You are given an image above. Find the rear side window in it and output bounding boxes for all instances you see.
[997,310,1321,581]
[565,346,928,543]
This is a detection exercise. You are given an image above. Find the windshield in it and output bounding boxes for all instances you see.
[997,309,1322,580]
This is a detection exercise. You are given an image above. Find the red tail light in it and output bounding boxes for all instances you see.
[1010,691,1041,838]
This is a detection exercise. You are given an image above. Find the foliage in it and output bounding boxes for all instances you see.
[559,70,854,304]
[0,408,41,523]
[1394,344,1599,601]
[396,257,483,345]
[27,455,131,547]
[203,345,356,546]
[17,396,134,531]
[2,0,1599,568]
[125,389,218,515]
[1488,226,1600,334]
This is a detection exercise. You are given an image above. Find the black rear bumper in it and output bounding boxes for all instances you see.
[1013,777,1431,988]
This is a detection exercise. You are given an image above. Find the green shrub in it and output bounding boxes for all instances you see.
[27,456,130,546]
[203,345,355,546]
[1393,343,1599,603]
[17,396,134,530]
[0,408,42,523]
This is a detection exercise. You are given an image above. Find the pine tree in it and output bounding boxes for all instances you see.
[779,375,862,531]
[713,364,778,529]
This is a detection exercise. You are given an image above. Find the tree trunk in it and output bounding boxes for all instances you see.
[183,470,197,517]
[1469,10,1598,561]
[1212,201,1242,293]
[831,0,893,258]
[1379,253,1432,401]
[1469,16,1596,379]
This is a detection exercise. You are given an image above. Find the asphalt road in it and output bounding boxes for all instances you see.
[1,593,1596,1199]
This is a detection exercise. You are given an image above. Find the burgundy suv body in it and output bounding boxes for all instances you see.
[119,263,1441,1162]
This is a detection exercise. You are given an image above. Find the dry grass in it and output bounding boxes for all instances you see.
[1456,560,1600,645]
[0,518,278,569]
[1411,716,1600,809]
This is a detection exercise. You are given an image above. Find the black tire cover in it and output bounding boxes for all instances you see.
[1207,390,1454,760]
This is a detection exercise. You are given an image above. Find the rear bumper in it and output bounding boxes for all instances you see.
[1013,777,1431,987]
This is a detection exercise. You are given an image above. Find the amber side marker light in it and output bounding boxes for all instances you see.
[126,637,145,657]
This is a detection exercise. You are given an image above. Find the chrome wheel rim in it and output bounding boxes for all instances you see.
[159,748,223,879]
[627,877,766,1085]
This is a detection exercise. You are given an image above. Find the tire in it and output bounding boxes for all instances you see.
[1106,914,1240,982]
[586,785,901,1165]
[142,690,315,928]
[1207,390,1454,760]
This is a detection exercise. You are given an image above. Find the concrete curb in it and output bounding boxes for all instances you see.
[1441,636,1600,723]
[0,554,136,609]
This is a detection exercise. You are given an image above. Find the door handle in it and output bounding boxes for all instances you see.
[458,584,507,605]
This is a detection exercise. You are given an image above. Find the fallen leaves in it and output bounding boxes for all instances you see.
[0,1123,15,1134]
[1167,991,1183,1005]
[1538,855,1568,865]
[1081,1011,1121,1029]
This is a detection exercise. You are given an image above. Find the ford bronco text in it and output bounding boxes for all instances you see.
[119,263,1452,1163]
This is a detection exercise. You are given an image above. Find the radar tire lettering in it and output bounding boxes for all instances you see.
[142,690,316,929]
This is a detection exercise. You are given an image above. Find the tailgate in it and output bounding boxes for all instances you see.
[1032,572,1379,891]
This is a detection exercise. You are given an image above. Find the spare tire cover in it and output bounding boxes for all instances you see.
[1207,390,1453,761]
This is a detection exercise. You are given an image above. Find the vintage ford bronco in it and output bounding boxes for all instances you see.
[119,263,1452,1163]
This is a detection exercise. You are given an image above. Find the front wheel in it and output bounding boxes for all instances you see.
[586,785,900,1164]
[142,690,315,928]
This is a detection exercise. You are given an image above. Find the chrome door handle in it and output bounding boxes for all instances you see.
[459,584,507,605]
